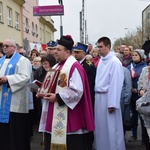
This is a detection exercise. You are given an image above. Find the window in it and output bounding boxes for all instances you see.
[32,22,34,31]
[32,22,35,36]
[25,17,29,28]
[25,17,29,33]
[15,12,20,29]
[7,7,12,26]
[35,24,38,37]
[0,2,3,22]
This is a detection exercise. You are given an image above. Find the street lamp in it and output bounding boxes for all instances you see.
[124,28,133,45]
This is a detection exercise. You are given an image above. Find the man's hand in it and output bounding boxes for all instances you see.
[0,76,8,84]
[108,107,115,113]
[43,93,56,103]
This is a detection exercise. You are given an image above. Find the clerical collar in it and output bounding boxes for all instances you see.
[6,54,13,58]
[58,60,66,65]
[57,60,67,70]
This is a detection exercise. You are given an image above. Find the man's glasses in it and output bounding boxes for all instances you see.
[2,44,13,48]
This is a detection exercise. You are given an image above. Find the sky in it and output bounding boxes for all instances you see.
[38,0,150,46]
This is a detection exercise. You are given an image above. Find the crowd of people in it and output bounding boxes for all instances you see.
[0,36,150,150]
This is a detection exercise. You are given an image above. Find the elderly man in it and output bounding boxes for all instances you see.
[0,39,31,150]
[38,35,94,150]
[40,50,47,58]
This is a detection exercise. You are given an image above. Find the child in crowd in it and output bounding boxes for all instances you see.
[90,48,100,67]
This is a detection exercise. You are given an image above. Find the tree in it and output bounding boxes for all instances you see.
[113,26,143,49]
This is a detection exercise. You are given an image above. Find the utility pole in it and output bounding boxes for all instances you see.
[58,0,63,37]
[80,0,85,43]
[85,19,87,44]
[82,0,85,44]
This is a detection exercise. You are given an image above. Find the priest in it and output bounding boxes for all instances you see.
[0,39,31,150]
[38,35,95,150]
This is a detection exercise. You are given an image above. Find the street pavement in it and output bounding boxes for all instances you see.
[31,124,146,150]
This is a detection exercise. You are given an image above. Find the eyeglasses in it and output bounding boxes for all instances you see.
[2,44,13,48]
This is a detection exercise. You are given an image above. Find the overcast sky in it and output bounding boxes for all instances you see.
[38,0,150,46]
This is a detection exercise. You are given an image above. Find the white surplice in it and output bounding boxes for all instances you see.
[0,56,31,113]
[95,52,126,150]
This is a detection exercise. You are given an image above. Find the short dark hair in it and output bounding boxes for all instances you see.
[41,54,56,67]
[97,37,111,48]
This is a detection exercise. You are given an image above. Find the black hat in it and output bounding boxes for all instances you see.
[57,35,74,50]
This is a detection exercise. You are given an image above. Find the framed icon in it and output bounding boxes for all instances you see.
[38,69,60,97]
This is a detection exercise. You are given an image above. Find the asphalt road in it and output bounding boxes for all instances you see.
[31,125,145,150]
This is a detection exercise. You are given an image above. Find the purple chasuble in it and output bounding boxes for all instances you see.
[45,62,95,133]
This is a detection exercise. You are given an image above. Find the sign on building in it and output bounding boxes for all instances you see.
[33,5,64,16]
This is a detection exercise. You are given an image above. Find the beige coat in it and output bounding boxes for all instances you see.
[138,66,149,91]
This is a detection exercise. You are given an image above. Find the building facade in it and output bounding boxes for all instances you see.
[0,0,56,54]
[142,4,150,44]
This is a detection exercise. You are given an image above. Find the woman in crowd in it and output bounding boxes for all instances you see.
[31,57,45,125]
[122,46,132,67]
[30,49,39,59]
[127,49,146,146]
[37,54,56,147]
[90,48,100,67]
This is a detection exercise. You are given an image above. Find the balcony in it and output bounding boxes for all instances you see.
[13,0,25,6]
[39,17,57,32]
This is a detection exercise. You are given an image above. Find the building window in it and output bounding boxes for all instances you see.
[7,6,12,26]
[32,22,35,36]
[15,12,20,29]
[25,17,28,28]
[0,2,3,22]
[35,24,38,37]
[25,17,29,33]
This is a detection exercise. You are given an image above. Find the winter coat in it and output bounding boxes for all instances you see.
[136,85,150,128]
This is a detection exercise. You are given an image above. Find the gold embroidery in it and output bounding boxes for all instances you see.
[86,60,92,66]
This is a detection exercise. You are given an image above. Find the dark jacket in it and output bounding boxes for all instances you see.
[81,59,96,110]
[127,61,146,101]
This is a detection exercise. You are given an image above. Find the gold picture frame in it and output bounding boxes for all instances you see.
[38,69,60,97]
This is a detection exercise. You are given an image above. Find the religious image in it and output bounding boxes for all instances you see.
[39,70,56,97]
[58,73,67,87]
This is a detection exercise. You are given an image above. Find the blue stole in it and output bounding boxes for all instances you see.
[0,52,22,123]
